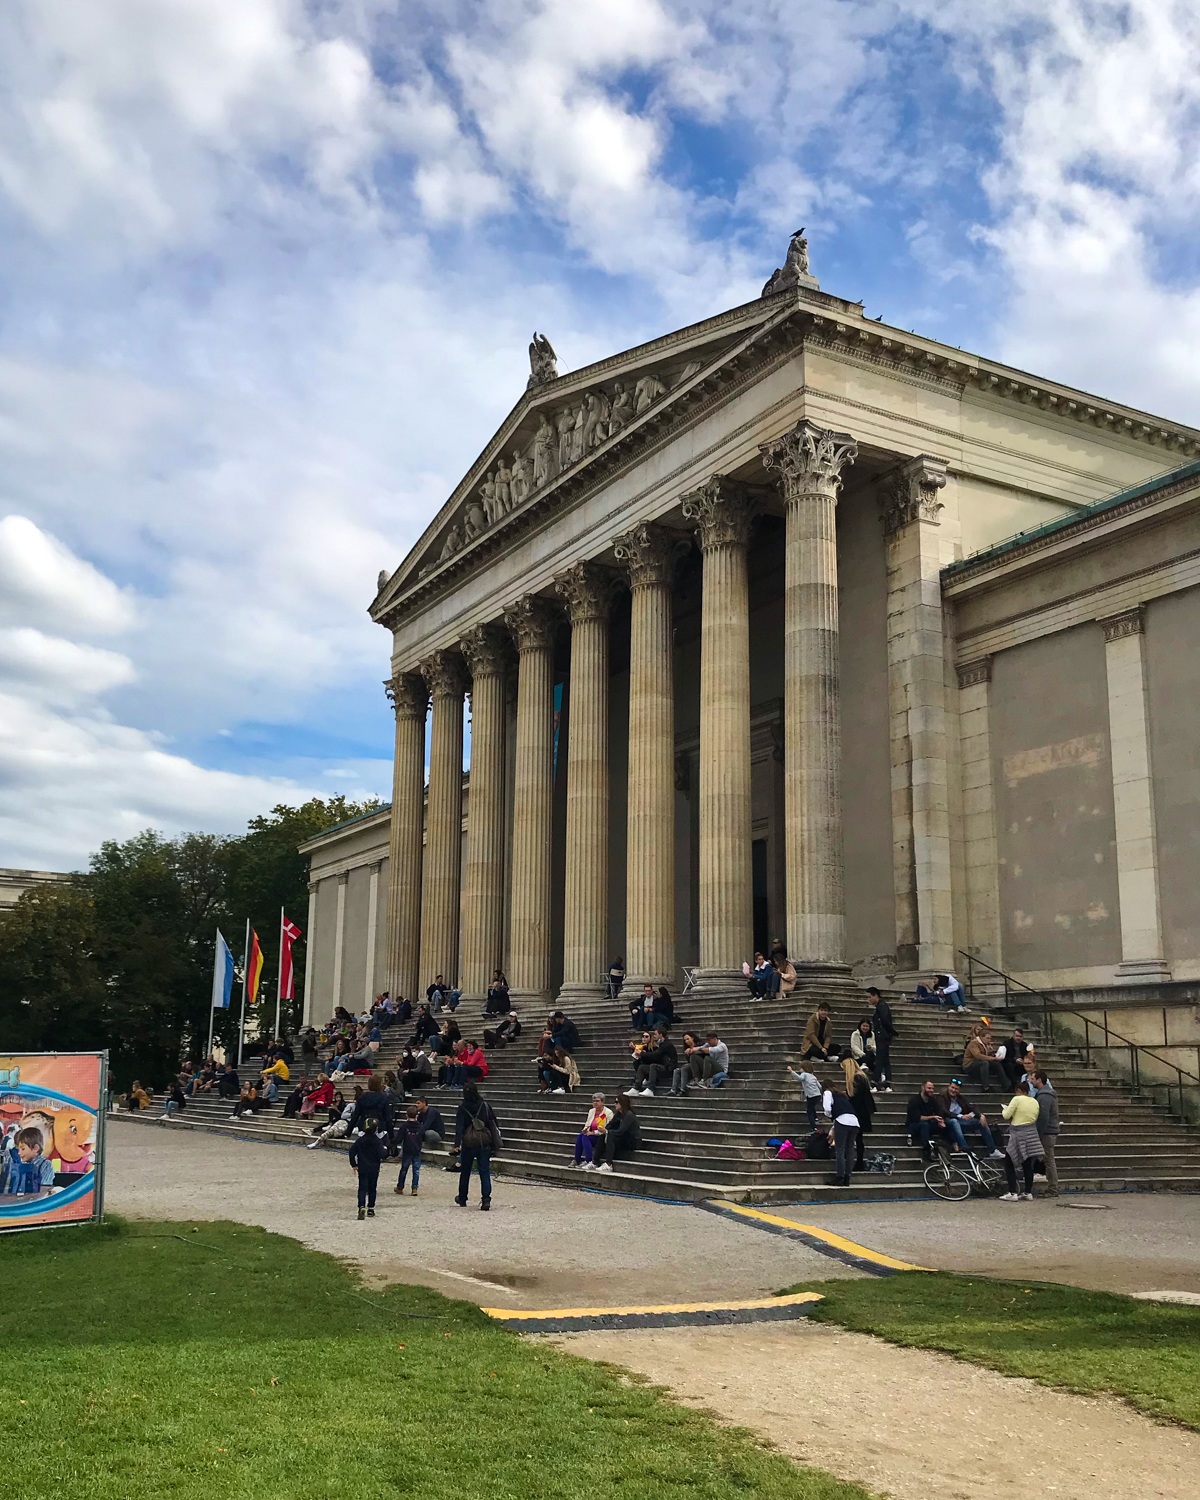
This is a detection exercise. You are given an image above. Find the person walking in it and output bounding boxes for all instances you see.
[454,1081,500,1211]
[392,1107,425,1197]
[867,989,895,1091]
[999,1080,1043,1201]
[1031,1070,1060,1196]
[348,1119,387,1220]
[821,1080,860,1187]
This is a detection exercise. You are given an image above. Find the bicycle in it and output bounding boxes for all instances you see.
[923,1146,1006,1201]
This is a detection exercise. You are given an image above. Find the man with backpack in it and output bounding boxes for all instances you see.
[454,1081,500,1211]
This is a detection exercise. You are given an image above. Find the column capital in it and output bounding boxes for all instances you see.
[613,522,682,590]
[308,880,320,894]
[680,475,757,552]
[555,561,617,623]
[1100,606,1144,641]
[419,648,470,699]
[460,621,512,678]
[878,454,949,536]
[336,871,349,887]
[504,594,560,653]
[760,419,858,502]
[956,656,993,690]
[385,671,429,721]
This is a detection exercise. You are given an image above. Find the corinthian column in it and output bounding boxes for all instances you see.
[681,477,756,983]
[384,672,428,1004]
[613,523,677,988]
[555,562,614,999]
[418,649,469,988]
[761,420,858,968]
[459,623,511,1000]
[504,595,559,1002]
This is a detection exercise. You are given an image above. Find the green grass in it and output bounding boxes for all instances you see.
[0,1218,871,1500]
[793,1271,1200,1428]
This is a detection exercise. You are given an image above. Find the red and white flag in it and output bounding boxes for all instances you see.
[279,916,302,1000]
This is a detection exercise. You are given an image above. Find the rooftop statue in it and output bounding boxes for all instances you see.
[762,228,816,296]
[527,331,559,389]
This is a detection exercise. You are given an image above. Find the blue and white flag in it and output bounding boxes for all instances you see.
[211,929,235,1010]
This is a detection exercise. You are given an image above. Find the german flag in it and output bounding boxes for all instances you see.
[246,929,264,1007]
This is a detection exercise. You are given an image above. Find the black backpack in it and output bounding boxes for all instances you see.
[462,1103,493,1150]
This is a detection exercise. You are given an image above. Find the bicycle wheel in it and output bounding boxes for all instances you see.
[924,1159,972,1201]
[975,1161,1005,1196]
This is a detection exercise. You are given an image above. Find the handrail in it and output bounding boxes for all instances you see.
[958,950,1200,1123]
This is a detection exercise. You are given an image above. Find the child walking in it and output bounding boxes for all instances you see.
[393,1106,424,1197]
[785,1062,823,1131]
[348,1118,386,1220]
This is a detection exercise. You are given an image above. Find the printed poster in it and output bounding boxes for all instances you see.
[0,1052,106,1231]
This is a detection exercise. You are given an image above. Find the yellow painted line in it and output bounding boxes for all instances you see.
[483,1290,823,1321]
[724,1204,933,1273]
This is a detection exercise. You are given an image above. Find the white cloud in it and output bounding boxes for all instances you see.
[0,628,135,702]
[0,516,137,635]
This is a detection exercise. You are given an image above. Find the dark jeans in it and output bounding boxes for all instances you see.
[805,1096,819,1131]
[832,1121,858,1181]
[947,1117,996,1153]
[402,1070,431,1093]
[910,1119,949,1152]
[398,1152,421,1191]
[539,1064,571,1091]
[1003,1155,1035,1194]
[875,1037,892,1085]
[801,1044,838,1062]
[357,1164,379,1209]
[458,1146,492,1205]
[591,1133,633,1166]
[634,1063,668,1091]
[485,990,509,1015]
[451,1063,485,1088]
[965,1059,1007,1092]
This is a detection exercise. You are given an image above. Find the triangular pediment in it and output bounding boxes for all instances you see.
[372,293,808,618]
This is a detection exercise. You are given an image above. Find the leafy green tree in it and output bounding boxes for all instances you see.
[0,882,107,1055]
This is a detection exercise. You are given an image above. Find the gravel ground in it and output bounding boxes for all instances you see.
[104,1121,861,1306]
[557,1322,1200,1500]
[775,1195,1200,1294]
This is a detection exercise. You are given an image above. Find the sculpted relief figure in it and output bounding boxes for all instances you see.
[463,498,488,540]
[634,372,666,414]
[377,568,389,593]
[438,522,464,563]
[582,388,610,450]
[608,380,633,433]
[494,458,512,513]
[557,406,576,470]
[527,331,558,389]
[480,473,499,523]
[569,403,586,464]
[533,413,556,487]
[510,449,531,505]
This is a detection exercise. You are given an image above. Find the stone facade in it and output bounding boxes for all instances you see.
[301,264,1200,1017]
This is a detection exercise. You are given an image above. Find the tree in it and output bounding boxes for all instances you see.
[0,882,107,1055]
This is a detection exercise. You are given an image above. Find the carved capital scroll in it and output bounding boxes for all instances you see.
[419,648,470,700]
[503,594,560,654]
[554,561,616,625]
[460,622,512,679]
[612,522,680,591]
[385,671,429,721]
[879,454,949,536]
[680,475,757,552]
[759,419,858,503]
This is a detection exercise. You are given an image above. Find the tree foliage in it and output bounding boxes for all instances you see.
[0,796,378,1088]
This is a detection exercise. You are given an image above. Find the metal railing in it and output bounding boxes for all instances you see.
[960,951,1200,1123]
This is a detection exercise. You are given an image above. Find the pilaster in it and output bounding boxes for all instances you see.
[384,671,428,1003]
[459,623,511,999]
[418,648,469,988]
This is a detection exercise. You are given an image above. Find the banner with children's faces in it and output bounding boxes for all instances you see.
[0,1052,106,1232]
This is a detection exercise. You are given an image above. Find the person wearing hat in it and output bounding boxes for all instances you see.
[483,1010,522,1050]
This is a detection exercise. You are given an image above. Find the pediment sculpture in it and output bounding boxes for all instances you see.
[762,228,817,296]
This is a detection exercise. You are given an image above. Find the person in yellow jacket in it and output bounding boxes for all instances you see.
[262,1056,290,1085]
[999,1081,1042,1201]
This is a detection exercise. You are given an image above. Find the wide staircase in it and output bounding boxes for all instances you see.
[118,983,1200,1203]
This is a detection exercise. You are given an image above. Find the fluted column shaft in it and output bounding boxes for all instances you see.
[419,651,468,987]
[505,597,558,1001]
[682,479,755,976]
[460,625,510,998]
[615,524,677,988]
[556,564,612,995]
[384,673,428,1003]
[762,421,858,967]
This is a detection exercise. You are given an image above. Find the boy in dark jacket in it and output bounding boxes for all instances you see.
[348,1120,387,1220]
[393,1107,425,1197]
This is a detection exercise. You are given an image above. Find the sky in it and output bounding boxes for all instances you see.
[1,0,1199,871]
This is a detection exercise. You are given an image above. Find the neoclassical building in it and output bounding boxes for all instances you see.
[300,241,1200,1021]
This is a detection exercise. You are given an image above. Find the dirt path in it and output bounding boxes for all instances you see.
[556,1321,1200,1500]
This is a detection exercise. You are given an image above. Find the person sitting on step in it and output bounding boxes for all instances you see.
[298,1073,334,1120]
[570,1093,611,1167]
[549,1010,581,1054]
[585,1095,641,1173]
[628,983,656,1030]
[963,1023,1007,1092]
[484,970,510,1016]
[626,1027,676,1097]
[746,952,777,1000]
[407,1003,438,1048]
[650,986,675,1030]
[669,1032,703,1095]
[628,1030,652,1084]
[849,1019,878,1082]
[800,1004,840,1063]
[400,1046,433,1095]
[905,1079,951,1158]
[483,1010,521,1049]
[307,1086,362,1147]
[691,1031,730,1089]
[449,1039,488,1091]
[537,1045,579,1095]
[940,1079,1004,1158]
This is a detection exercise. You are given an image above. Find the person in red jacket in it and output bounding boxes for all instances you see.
[450,1040,488,1091]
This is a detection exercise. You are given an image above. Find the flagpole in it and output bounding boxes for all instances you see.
[274,905,284,1040]
[207,926,218,1059]
[237,916,250,1066]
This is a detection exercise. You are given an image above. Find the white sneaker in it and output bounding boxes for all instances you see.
[639,1087,655,1097]
[1018,1192,1033,1201]
[624,1087,639,1097]
[998,1192,1019,1201]
[306,1139,322,1150]
[552,1088,565,1095]
[581,1162,597,1171]
[596,1162,613,1172]
[988,1149,1005,1160]
[1033,1172,1047,1181]
[882,1087,893,1094]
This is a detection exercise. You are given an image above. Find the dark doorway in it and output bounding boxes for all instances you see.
[752,839,770,956]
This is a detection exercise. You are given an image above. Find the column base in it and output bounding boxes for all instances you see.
[789,961,863,1001]
[509,989,553,1011]
[556,982,607,1006]
[690,967,753,1002]
[1115,959,1173,983]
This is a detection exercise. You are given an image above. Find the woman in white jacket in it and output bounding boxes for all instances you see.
[849,1020,878,1082]
[569,1094,611,1168]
